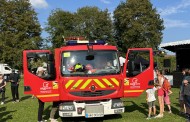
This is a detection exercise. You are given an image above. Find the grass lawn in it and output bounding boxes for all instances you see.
[0,79,186,122]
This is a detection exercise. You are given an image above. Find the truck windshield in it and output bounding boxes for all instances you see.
[61,50,120,76]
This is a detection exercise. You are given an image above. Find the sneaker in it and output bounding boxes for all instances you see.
[49,118,58,122]
[1,102,4,105]
[155,114,163,118]
[146,117,151,120]
[168,110,172,114]
[16,100,20,102]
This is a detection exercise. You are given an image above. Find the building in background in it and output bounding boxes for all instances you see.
[159,40,190,87]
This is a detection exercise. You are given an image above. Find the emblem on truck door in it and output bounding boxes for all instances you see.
[130,78,140,89]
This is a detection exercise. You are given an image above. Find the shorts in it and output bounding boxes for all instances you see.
[157,88,164,96]
[147,101,155,108]
[164,91,171,105]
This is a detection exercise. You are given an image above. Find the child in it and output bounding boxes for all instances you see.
[0,74,6,105]
[146,86,157,119]
[163,89,173,113]
[179,85,186,115]
[162,77,172,113]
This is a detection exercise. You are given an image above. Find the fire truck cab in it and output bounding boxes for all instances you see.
[23,38,154,118]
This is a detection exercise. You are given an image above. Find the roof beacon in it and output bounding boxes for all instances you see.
[65,37,105,45]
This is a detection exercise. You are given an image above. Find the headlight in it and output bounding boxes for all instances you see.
[111,99,124,109]
[63,106,74,111]
[59,103,75,111]
[112,102,124,108]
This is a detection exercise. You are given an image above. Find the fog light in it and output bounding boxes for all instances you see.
[114,109,123,114]
[77,107,83,114]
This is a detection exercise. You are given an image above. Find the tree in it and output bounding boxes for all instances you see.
[0,0,42,69]
[45,6,114,48]
[114,0,164,52]
[45,9,75,48]
[75,7,114,44]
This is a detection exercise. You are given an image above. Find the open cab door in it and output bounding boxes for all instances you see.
[23,50,59,102]
[123,48,154,97]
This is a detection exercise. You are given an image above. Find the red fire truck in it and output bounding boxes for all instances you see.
[23,37,154,118]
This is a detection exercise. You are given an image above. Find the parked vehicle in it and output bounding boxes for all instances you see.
[23,37,154,118]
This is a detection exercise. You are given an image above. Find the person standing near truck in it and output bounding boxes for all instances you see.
[119,53,126,70]
[183,70,190,121]
[0,74,6,105]
[179,68,188,115]
[49,102,60,122]
[154,69,164,118]
[146,86,157,119]
[36,66,47,122]
[9,69,20,103]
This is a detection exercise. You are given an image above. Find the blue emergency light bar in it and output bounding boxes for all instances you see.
[65,40,106,46]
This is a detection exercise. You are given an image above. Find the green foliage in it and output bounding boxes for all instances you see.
[45,6,114,48]
[154,55,176,72]
[76,7,114,44]
[170,56,176,71]
[28,59,44,70]
[45,9,75,48]
[114,0,165,52]
[0,0,42,69]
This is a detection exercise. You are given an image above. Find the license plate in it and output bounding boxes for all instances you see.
[85,105,104,118]
[85,113,104,118]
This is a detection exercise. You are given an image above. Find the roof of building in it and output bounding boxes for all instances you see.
[159,39,190,52]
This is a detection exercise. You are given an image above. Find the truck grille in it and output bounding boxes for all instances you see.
[69,90,115,97]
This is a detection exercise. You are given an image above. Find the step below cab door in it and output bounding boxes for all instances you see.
[123,48,154,97]
[23,50,59,102]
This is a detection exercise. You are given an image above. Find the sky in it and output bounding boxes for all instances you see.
[29,0,190,44]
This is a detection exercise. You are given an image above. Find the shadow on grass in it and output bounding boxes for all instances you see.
[4,97,9,100]
[61,114,122,122]
[5,95,31,104]
[124,101,147,116]
[169,103,186,119]
[5,99,14,103]
[123,99,187,119]
[0,106,17,122]
[173,102,180,108]
[20,95,31,101]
